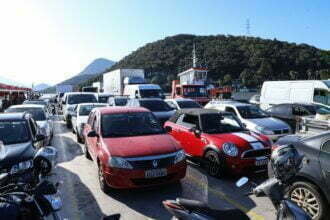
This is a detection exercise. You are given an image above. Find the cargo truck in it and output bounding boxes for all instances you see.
[103,69,164,99]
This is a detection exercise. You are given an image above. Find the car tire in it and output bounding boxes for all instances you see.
[84,142,92,160]
[204,151,225,177]
[77,133,83,144]
[98,163,112,194]
[287,181,327,220]
[66,116,72,129]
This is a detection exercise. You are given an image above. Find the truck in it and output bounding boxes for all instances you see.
[260,80,330,110]
[171,67,210,105]
[103,69,164,99]
[92,82,102,92]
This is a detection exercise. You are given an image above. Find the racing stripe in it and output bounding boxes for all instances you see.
[232,132,258,142]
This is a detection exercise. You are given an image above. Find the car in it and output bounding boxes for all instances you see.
[164,109,272,177]
[0,112,45,149]
[71,103,108,143]
[249,94,260,105]
[83,107,186,191]
[165,98,202,110]
[23,100,49,109]
[61,92,97,128]
[97,93,113,103]
[268,132,330,220]
[265,103,318,131]
[107,96,129,106]
[127,98,175,124]
[205,100,291,140]
[5,104,53,146]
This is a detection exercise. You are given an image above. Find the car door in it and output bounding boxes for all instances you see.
[319,139,330,187]
[85,112,95,156]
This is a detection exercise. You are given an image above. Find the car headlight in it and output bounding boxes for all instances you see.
[108,157,133,169]
[222,143,238,157]
[255,126,274,135]
[44,194,62,211]
[10,160,33,174]
[174,150,186,164]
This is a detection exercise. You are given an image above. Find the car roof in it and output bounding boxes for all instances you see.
[208,100,251,107]
[77,103,107,107]
[165,98,195,102]
[175,108,231,116]
[98,107,150,114]
[9,104,45,109]
[135,98,163,101]
[0,112,28,120]
[98,93,113,97]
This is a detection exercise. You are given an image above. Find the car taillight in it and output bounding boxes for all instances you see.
[162,201,184,210]
[271,145,280,151]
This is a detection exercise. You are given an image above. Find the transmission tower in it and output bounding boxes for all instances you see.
[246,19,251,36]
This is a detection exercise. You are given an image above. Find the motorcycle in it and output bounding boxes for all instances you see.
[236,177,311,220]
[0,173,62,220]
[162,198,249,219]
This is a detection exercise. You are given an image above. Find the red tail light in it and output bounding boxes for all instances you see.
[271,144,279,151]
[162,201,184,210]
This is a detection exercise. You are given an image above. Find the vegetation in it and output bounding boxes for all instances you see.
[79,34,330,91]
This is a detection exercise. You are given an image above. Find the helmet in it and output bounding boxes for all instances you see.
[270,144,303,182]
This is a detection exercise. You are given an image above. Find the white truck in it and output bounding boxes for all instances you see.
[103,69,164,99]
[92,82,102,92]
[260,80,330,110]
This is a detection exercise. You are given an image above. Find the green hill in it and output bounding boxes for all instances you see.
[79,34,330,91]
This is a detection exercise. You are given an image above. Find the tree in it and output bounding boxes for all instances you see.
[256,59,273,83]
[240,69,256,88]
[319,69,330,80]
[289,71,298,80]
[222,74,232,86]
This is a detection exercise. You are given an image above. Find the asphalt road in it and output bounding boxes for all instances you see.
[51,117,276,220]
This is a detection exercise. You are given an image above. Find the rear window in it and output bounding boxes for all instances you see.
[6,108,46,121]
[140,100,172,112]
[79,105,107,116]
[68,94,97,104]
[115,98,128,106]
[177,101,201,109]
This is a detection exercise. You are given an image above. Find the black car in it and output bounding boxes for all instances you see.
[0,113,45,180]
[265,103,317,131]
[269,133,330,220]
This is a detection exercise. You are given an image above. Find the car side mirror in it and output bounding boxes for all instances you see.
[35,134,45,142]
[194,129,201,137]
[62,100,65,105]
[87,130,99,138]
[164,126,172,133]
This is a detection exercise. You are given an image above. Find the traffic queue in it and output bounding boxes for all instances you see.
[0,91,328,220]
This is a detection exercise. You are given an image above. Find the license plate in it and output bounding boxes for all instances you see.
[145,169,167,178]
[255,158,269,166]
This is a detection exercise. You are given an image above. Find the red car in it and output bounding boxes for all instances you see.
[164,109,272,177]
[83,107,186,192]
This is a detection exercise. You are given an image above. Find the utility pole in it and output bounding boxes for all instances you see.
[246,18,251,37]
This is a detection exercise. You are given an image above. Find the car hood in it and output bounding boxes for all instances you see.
[0,142,36,168]
[205,131,270,151]
[103,134,180,158]
[245,117,289,130]
[153,111,175,119]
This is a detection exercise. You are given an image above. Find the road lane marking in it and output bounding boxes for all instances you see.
[187,174,265,220]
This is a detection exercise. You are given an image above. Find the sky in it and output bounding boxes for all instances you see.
[0,0,329,86]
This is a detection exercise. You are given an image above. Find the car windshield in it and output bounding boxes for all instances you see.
[114,98,128,106]
[79,105,106,116]
[200,113,245,134]
[23,100,47,106]
[140,100,172,112]
[6,108,46,121]
[177,101,201,109]
[139,89,163,98]
[98,96,111,103]
[68,94,97,104]
[101,112,165,137]
[237,105,269,119]
[182,86,207,97]
[0,121,30,145]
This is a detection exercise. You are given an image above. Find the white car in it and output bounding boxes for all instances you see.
[71,103,108,143]
[165,98,202,110]
[204,100,291,140]
[62,92,98,128]
[5,104,53,145]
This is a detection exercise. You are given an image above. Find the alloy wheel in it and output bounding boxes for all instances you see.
[290,187,320,218]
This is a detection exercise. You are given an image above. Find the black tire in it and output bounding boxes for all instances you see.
[84,142,92,160]
[287,181,327,220]
[77,133,83,144]
[204,151,225,177]
[98,163,112,194]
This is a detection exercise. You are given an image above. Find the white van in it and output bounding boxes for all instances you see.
[123,84,165,99]
[260,80,330,110]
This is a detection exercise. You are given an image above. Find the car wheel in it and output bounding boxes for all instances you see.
[288,181,327,220]
[77,133,83,144]
[83,142,92,160]
[98,163,111,194]
[204,151,224,177]
[66,118,72,129]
